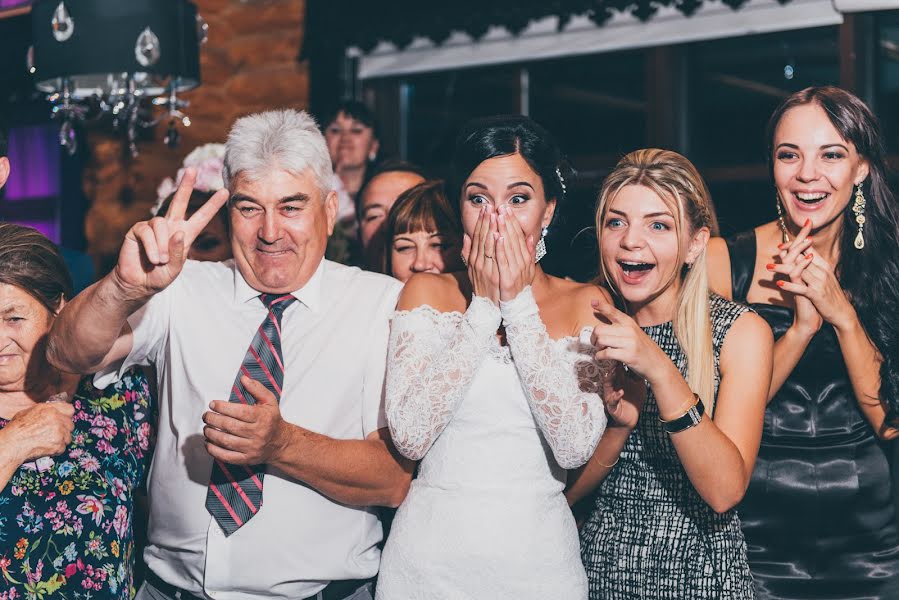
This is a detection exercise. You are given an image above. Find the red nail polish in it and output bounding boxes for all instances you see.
[776,280,785,287]
[807,253,814,259]
[777,243,786,250]
[766,263,775,270]
[804,218,811,227]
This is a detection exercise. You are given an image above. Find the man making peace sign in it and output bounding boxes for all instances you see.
[47,109,414,600]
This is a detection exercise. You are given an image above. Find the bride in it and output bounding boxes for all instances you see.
[376,116,609,599]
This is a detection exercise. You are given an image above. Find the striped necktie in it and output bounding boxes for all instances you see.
[205,293,296,536]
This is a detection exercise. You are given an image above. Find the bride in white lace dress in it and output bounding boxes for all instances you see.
[376,116,610,600]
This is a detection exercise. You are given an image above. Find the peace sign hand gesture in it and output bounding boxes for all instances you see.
[112,168,230,300]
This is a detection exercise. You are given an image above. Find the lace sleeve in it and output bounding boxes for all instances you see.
[386,296,501,460]
[501,286,608,469]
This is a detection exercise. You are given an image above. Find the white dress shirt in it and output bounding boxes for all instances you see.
[96,258,402,600]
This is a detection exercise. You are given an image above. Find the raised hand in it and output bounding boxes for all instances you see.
[775,252,856,331]
[461,206,500,304]
[768,219,822,336]
[202,376,291,466]
[589,300,669,384]
[113,168,230,299]
[495,205,537,301]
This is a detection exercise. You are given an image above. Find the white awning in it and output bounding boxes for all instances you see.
[355,0,846,80]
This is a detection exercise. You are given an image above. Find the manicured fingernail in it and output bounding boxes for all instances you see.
[804,219,811,226]
[766,263,775,270]
[807,253,814,259]
[776,280,785,287]
[777,243,786,249]
[806,236,812,242]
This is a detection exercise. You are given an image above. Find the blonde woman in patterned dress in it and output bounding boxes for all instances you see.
[567,149,773,599]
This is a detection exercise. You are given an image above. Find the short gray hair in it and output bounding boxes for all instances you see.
[223,109,334,195]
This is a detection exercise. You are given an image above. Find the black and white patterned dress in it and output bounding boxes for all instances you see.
[579,294,755,599]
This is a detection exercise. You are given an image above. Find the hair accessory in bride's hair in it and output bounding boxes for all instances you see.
[555,166,567,196]
[152,143,226,216]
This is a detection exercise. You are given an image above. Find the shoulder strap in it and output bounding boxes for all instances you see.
[723,231,757,303]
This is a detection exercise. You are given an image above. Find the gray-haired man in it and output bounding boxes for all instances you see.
[48,110,414,600]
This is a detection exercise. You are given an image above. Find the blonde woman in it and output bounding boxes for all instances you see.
[566,149,773,598]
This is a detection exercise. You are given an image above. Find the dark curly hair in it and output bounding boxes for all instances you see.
[767,86,899,414]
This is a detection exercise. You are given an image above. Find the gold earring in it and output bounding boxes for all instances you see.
[775,191,790,243]
[852,184,866,250]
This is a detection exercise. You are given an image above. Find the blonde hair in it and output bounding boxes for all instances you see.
[595,149,720,412]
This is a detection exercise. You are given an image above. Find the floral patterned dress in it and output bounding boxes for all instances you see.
[0,369,153,600]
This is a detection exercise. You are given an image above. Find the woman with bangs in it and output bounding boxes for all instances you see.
[382,180,464,283]
[567,149,773,599]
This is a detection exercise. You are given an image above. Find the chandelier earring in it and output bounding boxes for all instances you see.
[852,183,866,250]
[535,226,549,263]
[775,191,790,243]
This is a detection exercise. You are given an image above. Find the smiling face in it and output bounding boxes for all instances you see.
[325,112,379,171]
[773,103,870,231]
[600,184,708,315]
[359,171,427,251]
[0,284,54,393]
[229,169,337,293]
[390,229,463,283]
[460,153,555,242]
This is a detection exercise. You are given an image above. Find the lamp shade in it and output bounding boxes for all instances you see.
[31,0,201,97]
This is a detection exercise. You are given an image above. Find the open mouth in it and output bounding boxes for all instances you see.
[792,191,830,207]
[617,260,655,283]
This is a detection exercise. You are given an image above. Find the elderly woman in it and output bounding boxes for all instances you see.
[382,180,463,282]
[0,223,152,599]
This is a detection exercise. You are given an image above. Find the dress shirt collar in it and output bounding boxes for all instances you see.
[232,258,326,313]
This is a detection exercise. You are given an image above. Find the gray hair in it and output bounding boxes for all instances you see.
[223,109,334,196]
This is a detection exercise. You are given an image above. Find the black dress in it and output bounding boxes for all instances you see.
[727,230,899,599]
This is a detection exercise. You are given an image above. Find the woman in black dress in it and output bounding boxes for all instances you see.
[707,86,899,598]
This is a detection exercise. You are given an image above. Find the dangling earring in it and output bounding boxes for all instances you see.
[775,191,790,243]
[535,226,549,263]
[852,183,866,250]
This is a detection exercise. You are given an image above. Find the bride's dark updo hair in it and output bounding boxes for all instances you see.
[449,115,572,223]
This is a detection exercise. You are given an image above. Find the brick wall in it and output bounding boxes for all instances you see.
[82,0,307,272]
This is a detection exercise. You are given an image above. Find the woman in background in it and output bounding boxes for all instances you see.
[568,149,772,599]
[154,143,231,263]
[707,85,899,599]
[383,180,464,283]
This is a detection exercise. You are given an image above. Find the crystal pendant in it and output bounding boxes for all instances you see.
[135,27,161,68]
[854,229,865,250]
[51,2,74,42]
[196,14,209,45]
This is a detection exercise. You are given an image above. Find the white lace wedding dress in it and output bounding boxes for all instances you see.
[376,287,608,600]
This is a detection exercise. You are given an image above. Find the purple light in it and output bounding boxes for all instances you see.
[12,219,60,242]
[5,125,61,201]
[0,0,30,8]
